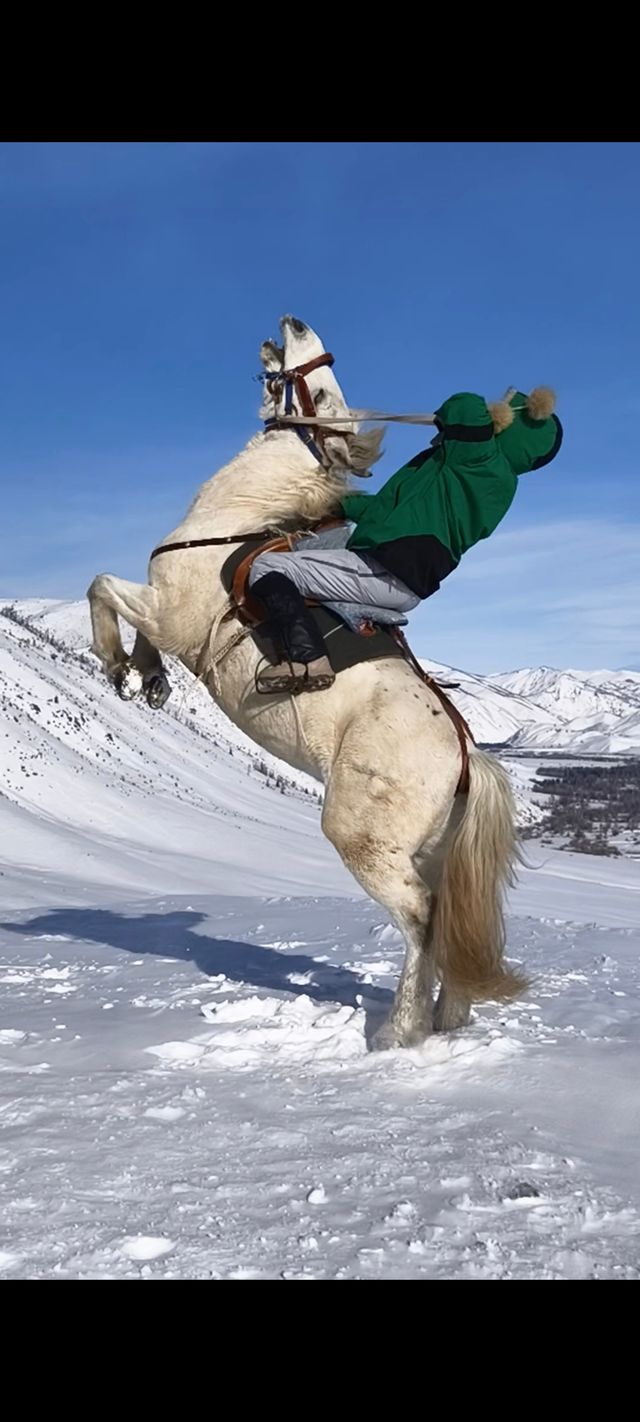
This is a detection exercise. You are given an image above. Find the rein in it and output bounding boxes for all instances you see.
[276,409,438,427]
[271,387,525,429]
[150,531,275,561]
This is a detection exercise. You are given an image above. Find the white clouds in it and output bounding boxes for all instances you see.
[410,518,640,672]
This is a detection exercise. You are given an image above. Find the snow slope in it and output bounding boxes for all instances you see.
[0,600,543,842]
[1,600,640,1279]
[0,603,338,899]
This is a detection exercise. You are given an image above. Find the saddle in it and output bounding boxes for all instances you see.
[224,525,475,795]
[229,521,399,636]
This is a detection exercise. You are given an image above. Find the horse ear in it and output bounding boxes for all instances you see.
[260,340,284,372]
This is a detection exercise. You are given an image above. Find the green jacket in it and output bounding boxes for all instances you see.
[340,391,562,596]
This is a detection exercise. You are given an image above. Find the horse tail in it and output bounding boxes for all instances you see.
[433,748,528,1001]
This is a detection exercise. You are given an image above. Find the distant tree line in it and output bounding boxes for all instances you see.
[531,761,640,855]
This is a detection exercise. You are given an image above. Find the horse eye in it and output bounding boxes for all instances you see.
[315,389,326,405]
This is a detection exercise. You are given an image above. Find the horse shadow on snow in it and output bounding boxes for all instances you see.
[2,909,393,1044]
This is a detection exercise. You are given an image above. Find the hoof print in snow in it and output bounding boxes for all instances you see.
[502,1182,541,1202]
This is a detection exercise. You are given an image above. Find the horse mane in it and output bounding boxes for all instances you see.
[184,432,357,531]
[342,426,384,472]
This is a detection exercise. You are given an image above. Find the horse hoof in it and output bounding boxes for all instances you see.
[370,1025,399,1052]
[433,1011,471,1033]
[370,1018,430,1052]
[144,672,172,709]
[433,998,471,1033]
[113,666,143,701]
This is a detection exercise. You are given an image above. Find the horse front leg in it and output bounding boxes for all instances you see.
[87,574,169,706]
[129,631,172,708]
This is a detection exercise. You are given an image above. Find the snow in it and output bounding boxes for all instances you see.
[120,1236,175,1261]
[2,884,640,1278]
[1,600,640,1278]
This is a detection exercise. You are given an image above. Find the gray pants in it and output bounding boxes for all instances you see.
[248,545,420,613]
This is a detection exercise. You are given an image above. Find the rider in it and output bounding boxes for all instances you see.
[250,387,563,693]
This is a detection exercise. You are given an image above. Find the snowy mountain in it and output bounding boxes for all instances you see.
[490,666,640,753]
[493,665,640,722]
[417,661,640,754]
[11,600,640,755]
[421,658,558,746]
[0,600,550,847]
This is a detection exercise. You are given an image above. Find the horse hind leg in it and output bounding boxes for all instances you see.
[416,802,472,1033]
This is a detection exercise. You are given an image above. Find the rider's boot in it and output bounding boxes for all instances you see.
[251,571,335,695]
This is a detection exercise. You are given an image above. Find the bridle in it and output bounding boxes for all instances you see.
[263,351,338,464]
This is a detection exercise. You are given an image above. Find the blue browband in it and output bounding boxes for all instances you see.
[263,374,326,463]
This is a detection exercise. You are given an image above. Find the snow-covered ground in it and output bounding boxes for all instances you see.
[1,602,640,1279]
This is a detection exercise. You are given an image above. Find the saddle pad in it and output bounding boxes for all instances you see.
[252,605,404,676]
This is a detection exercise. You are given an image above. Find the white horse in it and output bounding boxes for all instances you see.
[88,314,525,1049]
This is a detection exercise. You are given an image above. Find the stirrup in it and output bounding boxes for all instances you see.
[255,660,307,695]
[295,662,335,694]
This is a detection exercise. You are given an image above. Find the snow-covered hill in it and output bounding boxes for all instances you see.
[3,598,639,870]
[8,598,640,758]
[2,598,640,1279]
[0,601,339,901]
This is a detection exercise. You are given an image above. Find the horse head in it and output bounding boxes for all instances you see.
[259,315,383,477]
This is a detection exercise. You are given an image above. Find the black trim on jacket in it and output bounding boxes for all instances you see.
[371,533,458,601]
[531,415,563,470]
[434,418,494,443]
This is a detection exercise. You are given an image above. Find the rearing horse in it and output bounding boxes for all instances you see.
[88,314,525,1049]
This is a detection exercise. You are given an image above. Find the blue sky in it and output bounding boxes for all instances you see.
[1,141,639,672]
